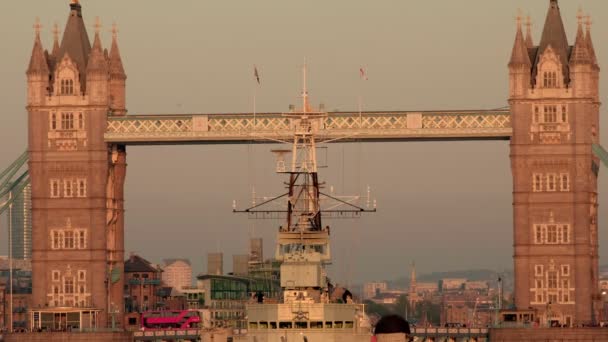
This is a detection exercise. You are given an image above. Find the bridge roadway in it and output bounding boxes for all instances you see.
[105,110,512,145]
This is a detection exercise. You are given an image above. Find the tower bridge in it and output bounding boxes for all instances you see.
[0,0,606,336]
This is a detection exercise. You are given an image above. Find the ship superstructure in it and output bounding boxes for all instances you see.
[235,65,375,342]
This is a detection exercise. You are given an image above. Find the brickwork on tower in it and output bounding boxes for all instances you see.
[509,0,601,325]
[26,1,127,327]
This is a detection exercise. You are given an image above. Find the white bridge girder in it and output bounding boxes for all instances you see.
[104,110,512,144]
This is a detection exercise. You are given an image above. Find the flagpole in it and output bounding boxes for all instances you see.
[358,94,362,129]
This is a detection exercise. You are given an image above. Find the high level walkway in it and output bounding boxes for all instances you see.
[105,110,512,145]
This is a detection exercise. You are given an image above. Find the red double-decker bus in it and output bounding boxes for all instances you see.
[141,310,201,330]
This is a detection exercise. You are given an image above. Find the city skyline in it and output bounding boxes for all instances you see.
[0,0,607,285]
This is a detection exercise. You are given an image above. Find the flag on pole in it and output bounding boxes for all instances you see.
[254,65,260,84]
[359,67,368,81]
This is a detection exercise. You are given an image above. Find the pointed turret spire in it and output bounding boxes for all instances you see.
[108,22,126,79]
[509,13,531,67]
[570,8,591,65]
[27,17,50,76]
[524,15,533,48]
[536,0,569,76]
[58,0,91,77]
[86,17,108,74]
[51,23,60,57]
[584,15,598,67]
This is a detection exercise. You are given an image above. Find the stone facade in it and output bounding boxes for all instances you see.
[27,2,126,328]
[509,0,600,325]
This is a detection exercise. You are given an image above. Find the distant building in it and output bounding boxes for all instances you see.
[208,253,224,276]
[196,274,280,329]
[0,268,32,332]
[7,183,32,260]
[249,238,263,264]
[233,255,249,277]
[441,278,467,291]
[181,287,205,310]
[363,282,387,300]
[124,254,162,313]
[465,281,489,291]
[417,282,439,294]
[162,259,192,290]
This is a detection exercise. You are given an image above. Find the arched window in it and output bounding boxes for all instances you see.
[51,113,57,130]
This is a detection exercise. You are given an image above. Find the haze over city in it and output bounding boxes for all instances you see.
[1,0,607,284]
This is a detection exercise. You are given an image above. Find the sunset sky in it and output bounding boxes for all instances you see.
[0,0,606,283]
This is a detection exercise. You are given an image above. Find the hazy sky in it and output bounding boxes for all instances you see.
[0,0,606,284]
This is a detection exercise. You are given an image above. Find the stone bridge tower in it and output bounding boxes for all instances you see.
[509,0,600,326]
[27,1,127,328]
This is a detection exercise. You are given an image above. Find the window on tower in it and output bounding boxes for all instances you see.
[60,79,74,95]
[543,71,558,88]
[533,173,543,192]
[64,231,75,249]
[64,179,73,197]
[60,112,75,130]
[547,225,558,243]
[78,113,85,130]
[560,173,570,192]
[50,113,57,130]
[543,106,558,123]
[77,178,87,198]
[547,174,557,191]
[50,179,60,198]
[532,223,570,244]
[64,279,74,294]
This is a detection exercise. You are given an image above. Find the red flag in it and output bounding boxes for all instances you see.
[359,67,368,81]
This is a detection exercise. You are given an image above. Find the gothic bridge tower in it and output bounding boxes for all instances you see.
[509,0,600,326]
[27,0,127,328]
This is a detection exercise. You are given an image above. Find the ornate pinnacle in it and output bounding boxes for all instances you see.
[515,9,523,28]
[52,22,60,41]
[71,0,79,4]
[33,17,42,37]
[585,15,592,31]
[525,15,532,32]
[111,22,119,40]
[94,16,102,34]
[577,6,584,26]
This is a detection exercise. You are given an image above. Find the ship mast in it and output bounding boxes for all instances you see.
[235,63,375,303]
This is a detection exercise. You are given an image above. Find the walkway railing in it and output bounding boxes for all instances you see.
[105,110,512,144]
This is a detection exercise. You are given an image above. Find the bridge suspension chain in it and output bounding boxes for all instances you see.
[0,150,30,215]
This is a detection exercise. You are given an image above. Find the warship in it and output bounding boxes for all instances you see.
[235,65,376,342]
